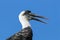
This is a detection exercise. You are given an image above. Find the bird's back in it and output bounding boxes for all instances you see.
[7,27,33,40]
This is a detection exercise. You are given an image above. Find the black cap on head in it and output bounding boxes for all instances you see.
[23,10,31,15]
[25,10,31,13]
[25,10,31,14]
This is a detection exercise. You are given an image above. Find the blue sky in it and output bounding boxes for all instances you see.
[0,0,60,40]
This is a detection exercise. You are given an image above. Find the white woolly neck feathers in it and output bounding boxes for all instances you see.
[18,11,31,29]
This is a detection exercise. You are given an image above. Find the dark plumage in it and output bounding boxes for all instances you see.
[7,27,33,40]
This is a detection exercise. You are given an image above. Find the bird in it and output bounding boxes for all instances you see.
[7,10,47,40]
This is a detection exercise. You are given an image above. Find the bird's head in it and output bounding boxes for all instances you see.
[19,10,48,24]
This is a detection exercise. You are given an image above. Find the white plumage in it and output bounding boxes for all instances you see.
[18,11,31,29]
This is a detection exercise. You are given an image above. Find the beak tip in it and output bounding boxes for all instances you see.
[42,22,48,24]
[45,18,48,20]
[45,22,48,24]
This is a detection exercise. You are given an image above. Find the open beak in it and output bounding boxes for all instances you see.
[29,13,48,24]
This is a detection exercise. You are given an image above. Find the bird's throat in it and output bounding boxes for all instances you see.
[19,17,31,29]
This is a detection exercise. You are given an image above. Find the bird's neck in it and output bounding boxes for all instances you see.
[19,17,31,29]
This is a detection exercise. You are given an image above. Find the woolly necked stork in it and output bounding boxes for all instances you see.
[7,10,47,40]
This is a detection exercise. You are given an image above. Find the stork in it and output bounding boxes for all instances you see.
[7,10,47,40]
